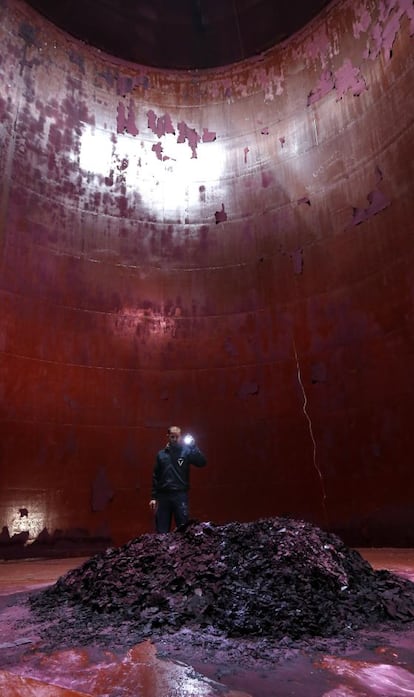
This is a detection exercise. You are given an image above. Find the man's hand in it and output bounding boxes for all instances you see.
[149,499,157,511]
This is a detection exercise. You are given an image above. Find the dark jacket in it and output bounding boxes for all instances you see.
[151,443,207,498]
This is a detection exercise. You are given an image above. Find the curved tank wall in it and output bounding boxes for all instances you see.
[0,0,413,552]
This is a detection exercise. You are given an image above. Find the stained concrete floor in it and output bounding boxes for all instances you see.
[1,549,414,696]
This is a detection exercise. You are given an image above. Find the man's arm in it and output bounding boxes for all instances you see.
[149,455,160,509]
[187,445,207,468]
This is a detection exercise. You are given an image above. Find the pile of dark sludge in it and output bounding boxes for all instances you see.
[30,517,414,651]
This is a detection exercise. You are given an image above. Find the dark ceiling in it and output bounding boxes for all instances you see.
[24,0,331,70]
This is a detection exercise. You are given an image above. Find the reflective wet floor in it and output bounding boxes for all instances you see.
[1,549,414,696]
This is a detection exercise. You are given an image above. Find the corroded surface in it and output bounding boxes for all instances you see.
[2,548,414,695]
[0,0,413,548]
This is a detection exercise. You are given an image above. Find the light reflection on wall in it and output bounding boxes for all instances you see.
[131,132,224,214]
[111,306,177,341]
[7,504,46,540]
[79,126,224,214]
[79,127,113,174]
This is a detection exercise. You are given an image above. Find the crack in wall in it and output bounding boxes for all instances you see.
[293,338,329,527]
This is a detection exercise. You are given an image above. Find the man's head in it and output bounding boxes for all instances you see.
[167,426,181,447]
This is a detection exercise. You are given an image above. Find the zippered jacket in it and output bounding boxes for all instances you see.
[151,443,207,498]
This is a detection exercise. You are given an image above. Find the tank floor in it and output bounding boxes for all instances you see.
[1,550,414,696]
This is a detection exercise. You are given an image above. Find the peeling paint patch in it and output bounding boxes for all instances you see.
[117,100,139,136]
[152,142,169,161]
[202,128,216,143]
[244,147,249,163]
[297,196,311,206]
[147,110,175,138]
[177,121,201,158]
[351,169,391,225]
[307,70,334,106]
[215,204,227,224]
[334,59,367,99]
[352,188,391,225]
[353,7,372,38]
[302,26,330,66]
[260,126,270,135]
[361,0,414,61]
[307,59,367,105]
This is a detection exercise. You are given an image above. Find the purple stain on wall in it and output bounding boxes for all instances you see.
[334,59,368,99]
[352,188,391,226]
[279,137,286,148]
[69,50,85,74]
[117,74,150,96]
[116,100,139,136]
[215,204,227,224]
[117,76,134,96]
[224,338,238,357]
[177,121,201,158]
[261,171,274,188]
[202,128,216,143]
[91,467,114,512]
[244,147,249,163]
[261,127,270,135]
[18,21,38,48]
[292,249,304,275]
[152,142,166,161]
[147,110,175,138]
[311,362,327,384]
[237,381,260,398]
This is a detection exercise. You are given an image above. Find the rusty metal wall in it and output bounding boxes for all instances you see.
[0,0,413,551]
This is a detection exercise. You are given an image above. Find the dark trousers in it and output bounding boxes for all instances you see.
[155,491,189,533]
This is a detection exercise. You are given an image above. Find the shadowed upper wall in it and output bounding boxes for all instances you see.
[0,0,413,552]
[23,0,332,70]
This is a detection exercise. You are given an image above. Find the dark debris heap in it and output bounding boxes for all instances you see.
[30,517,414,645]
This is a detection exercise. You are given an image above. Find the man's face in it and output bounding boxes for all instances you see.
[167,429,181,446]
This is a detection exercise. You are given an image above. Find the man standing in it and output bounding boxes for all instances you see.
[149,426,207,533]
